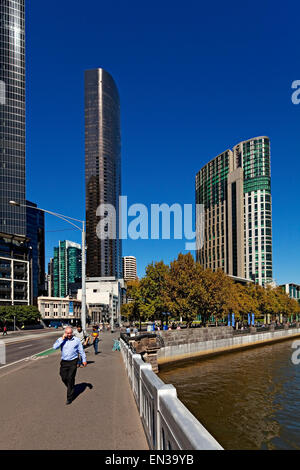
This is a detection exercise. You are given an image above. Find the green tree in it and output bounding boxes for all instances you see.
[137,261,169,323]
[0,306,41,325]
[165,253,200,326]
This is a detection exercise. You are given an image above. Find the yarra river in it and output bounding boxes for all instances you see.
[158,339,300,450]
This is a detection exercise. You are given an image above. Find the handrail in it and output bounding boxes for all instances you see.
[120,337,223,450]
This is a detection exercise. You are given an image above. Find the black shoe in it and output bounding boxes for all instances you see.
[66,399,72,405]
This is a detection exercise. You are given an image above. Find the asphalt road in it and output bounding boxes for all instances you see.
[0,331,62,367]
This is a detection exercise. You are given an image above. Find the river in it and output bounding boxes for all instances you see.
[158,339,300,450]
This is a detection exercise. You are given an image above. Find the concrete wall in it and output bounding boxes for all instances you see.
[157,326,300,365]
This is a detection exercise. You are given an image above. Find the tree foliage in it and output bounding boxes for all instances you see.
[122,253,300,325]
[0,306,41,325]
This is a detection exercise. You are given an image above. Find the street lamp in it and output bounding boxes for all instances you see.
[9,200,87,333]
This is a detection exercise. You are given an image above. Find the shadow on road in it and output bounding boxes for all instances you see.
[73,382,93,401]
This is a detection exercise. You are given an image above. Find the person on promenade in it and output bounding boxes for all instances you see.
[53,326,87,405]
[91,325,99,355]
[2,325,7,336]
[73,325,88,367]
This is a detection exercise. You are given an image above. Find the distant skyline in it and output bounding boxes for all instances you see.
[25,0,300,284]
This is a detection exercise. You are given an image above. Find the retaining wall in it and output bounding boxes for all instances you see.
[157,326,300,365]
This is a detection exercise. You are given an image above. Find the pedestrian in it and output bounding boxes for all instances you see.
[73,325,88,367]
[3,325,7,336]
[91,325,100,355]
[53,326,87,405]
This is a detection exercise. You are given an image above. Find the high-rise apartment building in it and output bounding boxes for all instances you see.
[0,231,30,305]
[85,68,122,279]
[53,240,81,298]
[0,0,26,235]
[122,256,137,282]
[196,136,273,286]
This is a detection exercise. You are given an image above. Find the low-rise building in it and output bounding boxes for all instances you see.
[37,296,82,325]
[77,277,126,325]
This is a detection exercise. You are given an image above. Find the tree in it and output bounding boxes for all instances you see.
[139,260,170,323]
[0,306,41,325]
[165,253,201,325]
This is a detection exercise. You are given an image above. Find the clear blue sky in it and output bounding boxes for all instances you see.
[26,0,300,284]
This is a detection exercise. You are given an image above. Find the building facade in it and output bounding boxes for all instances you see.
[53,240,81,298]
[26,201,45,303]
[196,136,273,286]
[47,257,54,297]
[0,0,26,236]
[38,296,82,325]
[77,277,126,326]
[85,68,122,279]
[280,283,300,304]
[122,256,137,282]
[0,231,30,305]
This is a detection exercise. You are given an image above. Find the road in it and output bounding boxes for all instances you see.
[0,330,63,367]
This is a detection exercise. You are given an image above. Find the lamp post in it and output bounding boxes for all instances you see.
[110,285,114,333]
[9,201,87,333]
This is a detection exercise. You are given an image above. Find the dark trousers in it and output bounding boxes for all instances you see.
[59,358,78,401]
[93,338,99,354]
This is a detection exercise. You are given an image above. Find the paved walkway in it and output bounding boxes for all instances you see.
[0,331,148,450]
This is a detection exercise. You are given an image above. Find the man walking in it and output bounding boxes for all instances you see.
[53,327,87,405]
[73,325,88,367]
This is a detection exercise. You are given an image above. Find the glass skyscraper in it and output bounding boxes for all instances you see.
[53,240,82,298]
[26,201,45,303]
[196,136,273,287]
[0,0,26,235]
[85,68,122,279]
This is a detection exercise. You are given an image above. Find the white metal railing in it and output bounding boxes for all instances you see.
[120,337,223,450]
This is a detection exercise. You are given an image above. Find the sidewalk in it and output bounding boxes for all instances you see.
[0,331,149,450]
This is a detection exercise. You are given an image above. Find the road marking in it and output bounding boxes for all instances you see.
[18,344,33,349]
[0,347,59,370]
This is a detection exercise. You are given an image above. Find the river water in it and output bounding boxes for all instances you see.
[158,339,300,450]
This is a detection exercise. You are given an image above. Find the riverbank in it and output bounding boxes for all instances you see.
[157,324,300,366]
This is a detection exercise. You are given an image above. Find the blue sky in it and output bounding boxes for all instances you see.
[26,0,300,284]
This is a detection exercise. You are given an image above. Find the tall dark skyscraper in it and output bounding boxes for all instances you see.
[0,0,26,235]
[26,201,45,303]
[85,68,122,279]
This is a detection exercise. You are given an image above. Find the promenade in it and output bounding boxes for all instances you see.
[0,330,148,450]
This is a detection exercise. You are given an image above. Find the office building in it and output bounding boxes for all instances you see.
[0,0,26,236]
[53,240,81,298]
[196,136,273,286]
[280,283,300,304]
[38,296,82,325]
[85,68,122,279]
[47,257,54,297]
[122,256,137,282]
[77,277,126,325]
[26,201,45,303]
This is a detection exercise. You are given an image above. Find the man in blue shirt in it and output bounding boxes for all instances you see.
[53,326,87,405]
